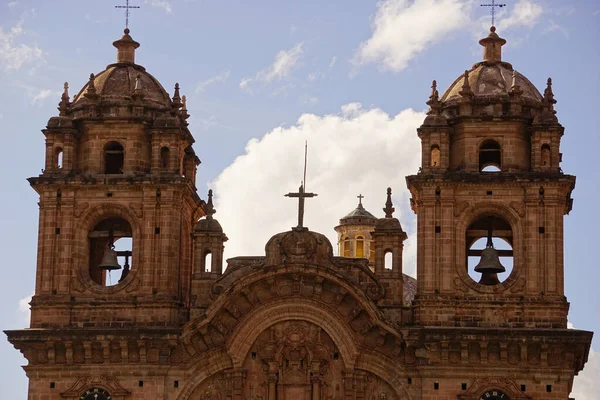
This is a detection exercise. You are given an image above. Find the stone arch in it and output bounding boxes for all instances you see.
[226,298,360,368]
[355,351,414,399]
[455,202,523,293]
[175,350,233,400]
[74,203,142,293]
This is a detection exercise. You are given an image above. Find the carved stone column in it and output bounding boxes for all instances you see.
[311,361,321,400]
[267,362,278,400]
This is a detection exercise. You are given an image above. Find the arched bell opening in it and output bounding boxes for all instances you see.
[466,214,513,285]
[479,139,502,172]
[204,251,212,273]
[88,218,133,286]
[430,144,441,167]
[55,147,63,169]
[103,141,124,174]
[541,143,551,167]
[160,146,170,170]
[384,250,393,270]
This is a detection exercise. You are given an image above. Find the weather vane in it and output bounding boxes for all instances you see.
[481,0,506,27]
[285,141,317,231]
[115,0,140,30]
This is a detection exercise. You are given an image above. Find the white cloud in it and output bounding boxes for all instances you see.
[239,77,253,93]
[353,0,470,72]
[8,2,18,8]
[329,56,337,68]
[496,0,543,30]
[241,43,304,92]
[29,88,59,105]
[307,72,319,82]
[211,104,423,278]
[195,70,230,93]
[568,323,599,400]
[543,19,569,38]
[0,21,43,71]
[145,0,172,13]
[258,42,304,82]
[301,96,319,105]
[18,292,32,325]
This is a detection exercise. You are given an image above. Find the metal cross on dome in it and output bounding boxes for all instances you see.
[357,194,364,205]
[480,0,506,27]
[115,0,140,29]
[285,141,318,231]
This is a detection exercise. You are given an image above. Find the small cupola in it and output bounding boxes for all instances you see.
[334,195,377,261]
[479,26,506,64]
[113,28,140,64]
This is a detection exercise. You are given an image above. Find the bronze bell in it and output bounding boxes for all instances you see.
[98,246,121,271]
[474,236,505,285]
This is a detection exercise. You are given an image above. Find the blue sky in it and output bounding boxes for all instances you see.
[0,0,598,398]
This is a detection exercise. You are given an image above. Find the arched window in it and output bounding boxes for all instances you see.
[343,236,351,257]
[55,148,63,169]
[479,139,501,172]
[160,146,170,169]
[466,214,513,285]
[356,236,365,258]
[104,142,124,174]
[430,145,441,167]
[88,218,133,286]
[541,144,551,167]
[384,251,393,270]
[204,251,212,272]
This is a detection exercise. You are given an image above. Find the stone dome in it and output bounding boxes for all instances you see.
[70,29,174,115]
[72,64,172,110]
[440,27,542,106]
[440,63,542,105]
[339,200,377,226]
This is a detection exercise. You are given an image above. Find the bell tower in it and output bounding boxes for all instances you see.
[406,27,575,328]
[7,29,205,399]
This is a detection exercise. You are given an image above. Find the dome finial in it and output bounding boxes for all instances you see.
[357,194,364,207]
[181,95,190,120]
[205,189,216,220]
[383,187,395,218]
[459,70,473,98]
[479,25,506,64]
[112,28,140,64]
[58,82,70,116]
[84,73,98,100]
[426,80,441,115]
[172,83,182,109]
[543,77,557,114]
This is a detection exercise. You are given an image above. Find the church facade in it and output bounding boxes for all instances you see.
[5,26,593,400]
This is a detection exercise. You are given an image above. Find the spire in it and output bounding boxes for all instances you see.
[426,80,441,115]
[172,83,182,109]
[479,26,506,64]
[58,82,70,116]
[84,73,98,100]
[112,28,140,64]
[205,189,216,220]
[383,187,395,218]
[181,95,190,120]
[459,70,473,98]
[543,77,557,114]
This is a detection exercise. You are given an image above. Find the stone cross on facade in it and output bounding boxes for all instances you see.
[285,184,317,231]
[480,0,506,26]
[115,0,140,29]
